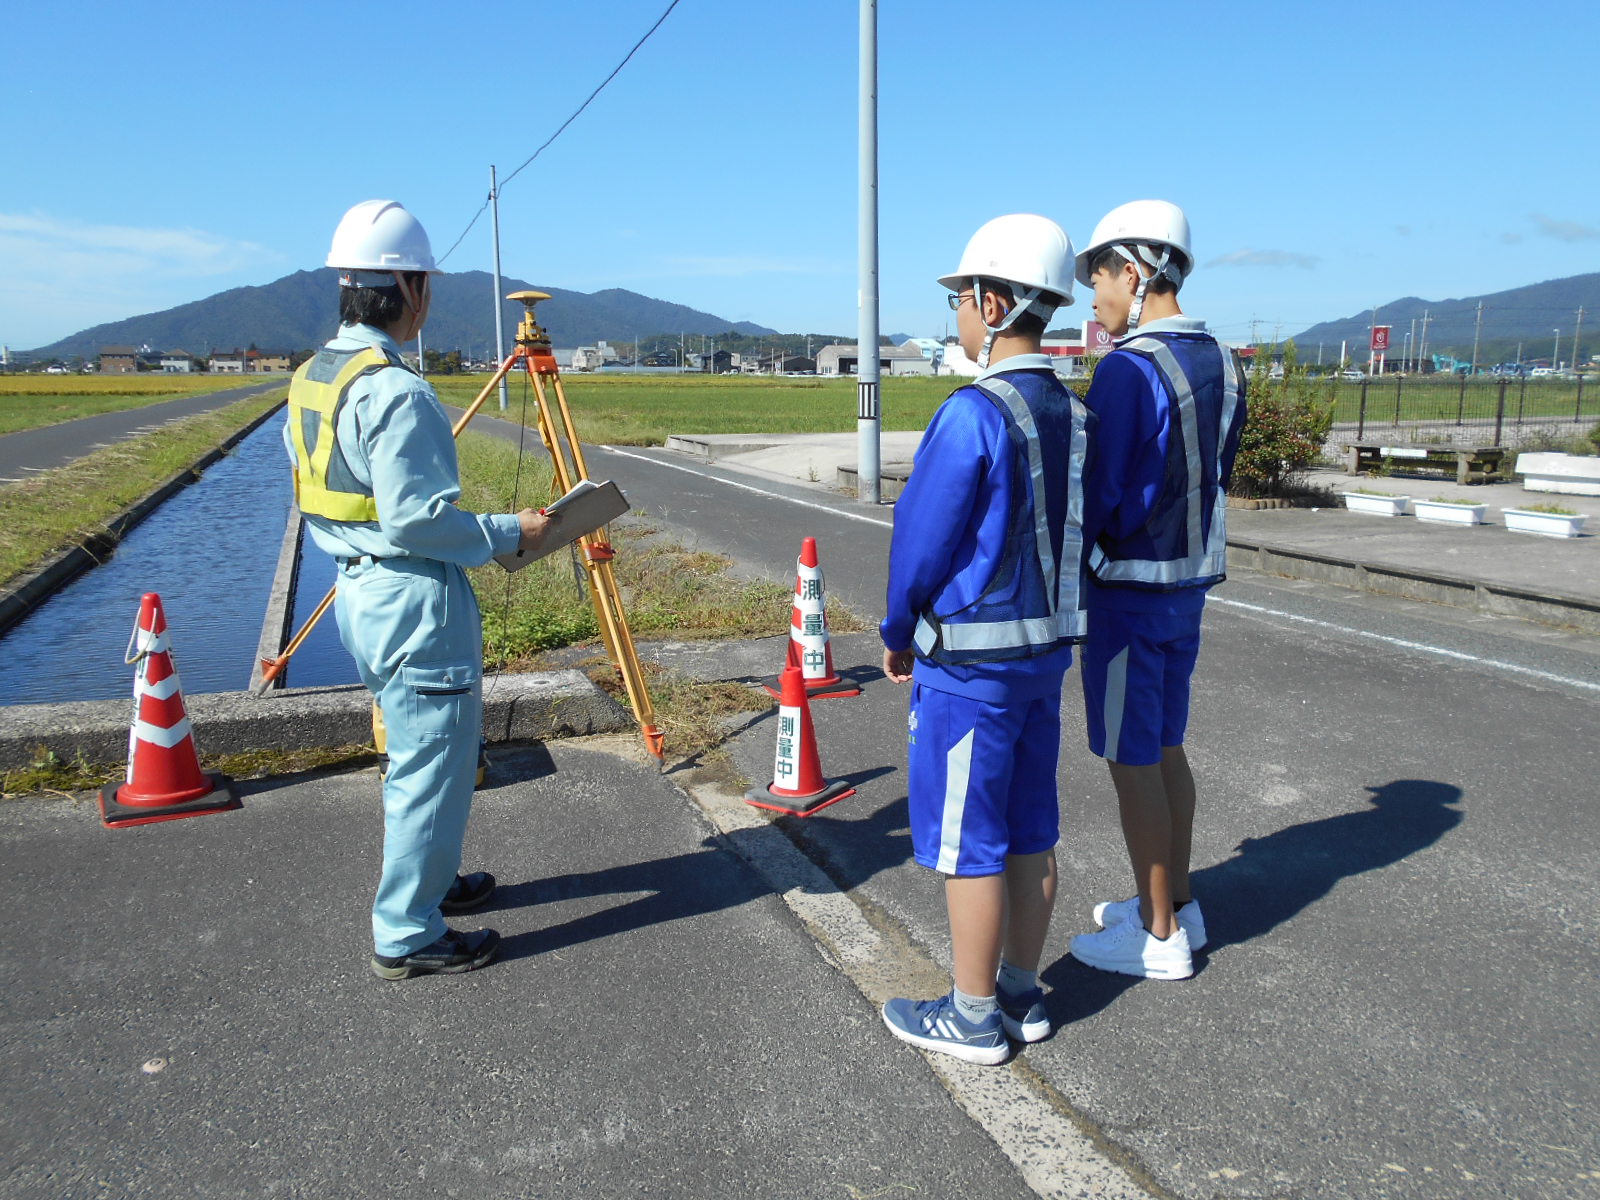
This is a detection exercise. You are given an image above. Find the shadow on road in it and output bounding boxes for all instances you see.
[494,837,771,961]
[1044,778,1464,1025]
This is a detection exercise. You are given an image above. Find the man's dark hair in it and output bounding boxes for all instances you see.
[339,282,404,328]
[337,271,426,328]
[1088,246,1179,295]
[977,278,1048,339]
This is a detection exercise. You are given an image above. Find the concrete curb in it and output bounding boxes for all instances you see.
[1226,537,1600,633]
[0,670,633,771]
[0,401,286,639]
[250,506,305,693]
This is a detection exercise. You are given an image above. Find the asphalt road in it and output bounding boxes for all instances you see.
[1,741,1039,1200]
[558,433,1600,1199]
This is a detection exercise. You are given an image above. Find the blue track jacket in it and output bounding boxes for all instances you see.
[881,355,1082,704]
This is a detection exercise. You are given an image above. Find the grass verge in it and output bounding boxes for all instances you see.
[1,742,377,800]
[0,392,283,589]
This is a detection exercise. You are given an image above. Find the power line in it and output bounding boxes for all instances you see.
[437,0,683,265]
[437,195,491,267]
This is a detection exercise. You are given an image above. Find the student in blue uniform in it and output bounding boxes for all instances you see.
[285,200,554,979]
[879,214,1093,1063]
[1068,200,1247,981]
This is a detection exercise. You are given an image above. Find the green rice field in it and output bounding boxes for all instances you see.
[0,374,264,436]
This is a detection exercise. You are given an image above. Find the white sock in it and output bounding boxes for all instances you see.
[952,986,998,1025]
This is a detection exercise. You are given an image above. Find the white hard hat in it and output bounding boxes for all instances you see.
[1074,199,1193,288]
[938,213,1076,308]
[325,199,439,276]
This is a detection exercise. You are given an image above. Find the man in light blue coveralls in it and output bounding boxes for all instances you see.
[285,200,552,979]
[879,215,1093,1064]
[1068,200,1247,982]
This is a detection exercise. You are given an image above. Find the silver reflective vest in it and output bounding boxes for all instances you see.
[913,373,1092,665]
[1088,335,1246,591]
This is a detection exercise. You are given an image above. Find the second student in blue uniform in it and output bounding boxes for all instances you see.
[879,214,1094,1064]
[1068,200,1247,982]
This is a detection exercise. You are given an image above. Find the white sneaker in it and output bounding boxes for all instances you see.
[1071,912,1193,980]
[1092,896,1207,952]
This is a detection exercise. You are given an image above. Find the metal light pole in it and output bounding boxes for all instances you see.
[490,165,508,411]
[1470,301,1484,377]
[1554,329,1561,370]
[856,0,881,504]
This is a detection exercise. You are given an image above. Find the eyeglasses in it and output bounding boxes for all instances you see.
[946,292,974,311]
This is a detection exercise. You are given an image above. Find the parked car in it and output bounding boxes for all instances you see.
[1340,369,1363,381]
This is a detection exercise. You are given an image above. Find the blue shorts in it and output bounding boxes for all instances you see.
[905,683,1061,877]
[1081,605,1201,766]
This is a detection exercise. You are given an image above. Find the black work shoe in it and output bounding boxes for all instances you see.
[371,928,501,980]
[440,871,496,914]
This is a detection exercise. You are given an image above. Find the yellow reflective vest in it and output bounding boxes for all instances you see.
[286,345,410,522]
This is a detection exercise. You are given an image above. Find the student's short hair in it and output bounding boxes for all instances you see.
[338,270,425,328]
[977,278,1048,339]
[1088,245,1180,295]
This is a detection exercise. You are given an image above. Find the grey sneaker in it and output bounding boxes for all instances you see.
[1092,896,1207,952]
[371,928,500,980]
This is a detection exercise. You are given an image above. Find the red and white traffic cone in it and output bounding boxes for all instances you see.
[745,666,855,817]
[762,536,859,700]
[98,593,239,829]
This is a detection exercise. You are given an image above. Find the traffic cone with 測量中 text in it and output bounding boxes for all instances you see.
[745,666,855,817]
[762,535,859,699]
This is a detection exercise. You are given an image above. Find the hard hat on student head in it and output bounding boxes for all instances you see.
[938,214,1075,369]
[325,200,440,284]
[1074,199,1193,288]
[937,213,1076,308]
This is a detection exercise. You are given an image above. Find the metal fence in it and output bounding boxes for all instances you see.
[1328,375,1596,450]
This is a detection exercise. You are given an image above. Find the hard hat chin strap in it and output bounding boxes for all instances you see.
[1113,243,1175,331]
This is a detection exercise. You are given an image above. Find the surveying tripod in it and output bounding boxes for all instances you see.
[258,291,663,766]
[467,291,664,764]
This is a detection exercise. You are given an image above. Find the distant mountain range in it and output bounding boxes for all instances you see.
[26,270,778,359]
[1287,272,1598,365]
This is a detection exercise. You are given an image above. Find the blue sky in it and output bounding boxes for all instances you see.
[3,0,1596,352]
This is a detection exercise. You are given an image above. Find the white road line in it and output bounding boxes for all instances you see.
[687,782,1149,1200]
[1212,596,1600,694]
[599,445,895,529]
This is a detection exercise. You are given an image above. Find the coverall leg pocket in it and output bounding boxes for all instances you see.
[400,662,481,743]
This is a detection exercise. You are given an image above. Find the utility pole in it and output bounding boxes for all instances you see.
[856,0,881,504]
[490,165,508,411]
[1470,301,1485,377]
[1418,309,1432,374]
[1573,306,1586,374]
[1408,317,1417,372]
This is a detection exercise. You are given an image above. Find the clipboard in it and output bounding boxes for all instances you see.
[494,479,631,572]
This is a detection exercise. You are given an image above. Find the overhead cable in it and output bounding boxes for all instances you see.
[437,0,683,265]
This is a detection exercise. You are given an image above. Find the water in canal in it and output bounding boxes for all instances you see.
[0,417,358,705]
